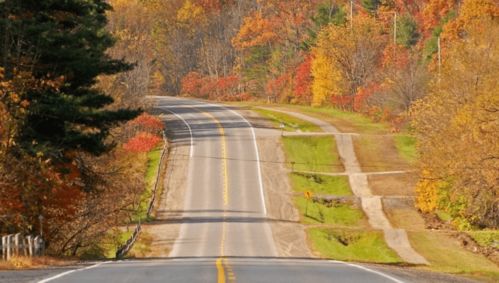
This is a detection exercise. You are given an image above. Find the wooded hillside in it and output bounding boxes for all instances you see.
[132,0,497,229]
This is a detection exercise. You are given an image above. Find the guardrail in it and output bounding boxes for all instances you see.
[1,233,44,260]
[116,131,168,259]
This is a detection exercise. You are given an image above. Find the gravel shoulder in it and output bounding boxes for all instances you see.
[235,108,312,258]
[135,114,189,258]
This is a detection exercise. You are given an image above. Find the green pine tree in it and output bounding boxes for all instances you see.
[361,0,380,14]
[302,2,346,50]
[397,14,420,47]
[0,0,140,158]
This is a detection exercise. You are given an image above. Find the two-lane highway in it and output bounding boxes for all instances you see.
[163,97,277,260]
[35,97,408,283]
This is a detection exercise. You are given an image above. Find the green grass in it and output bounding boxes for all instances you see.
[408,231,499,279]
[227,101,391,134]
[436,210,452,222]
[282,136,343,172]
[285,105,390,134]
[81,229,132,259]
[290,172,351,196]
[467,230,499,249]
[295,197,364,226]
[134,146,162,222]
[308,228,402,263]
[394,135,418,163]
[253,108,322,132]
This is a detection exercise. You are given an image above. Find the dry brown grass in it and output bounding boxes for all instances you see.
[353,135,411,172]
[0,256,76,270]
[368,173,418,196]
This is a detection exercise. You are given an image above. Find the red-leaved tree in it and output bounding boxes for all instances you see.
[293,56,313,104]
[123,132,162,153]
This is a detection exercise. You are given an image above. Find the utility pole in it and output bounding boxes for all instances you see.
[393,12,397,45]
[350,0,353,30]
[437,36,442,80]
[38,215,44,237]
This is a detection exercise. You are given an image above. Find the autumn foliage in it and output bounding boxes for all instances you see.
[169,0,499,230]
[123,113,165,153]
[123,132,162,153]
[293,56,313,104]
[181,72,243,101]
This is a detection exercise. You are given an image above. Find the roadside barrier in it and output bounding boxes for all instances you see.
[0,233,44,260]
[116,131,168,259]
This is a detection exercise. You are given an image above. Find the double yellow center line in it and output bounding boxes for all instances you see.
[197,110,235,283]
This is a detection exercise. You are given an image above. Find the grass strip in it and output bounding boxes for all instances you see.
[295,197,364,226]
[282,136,343,172]
[134,146,163,222]
[290,172,351,196]
[285,105,390,134]
[308,228,402,263]
[394,135,418,163]
[408,231,499,279]
[253,108,322,132]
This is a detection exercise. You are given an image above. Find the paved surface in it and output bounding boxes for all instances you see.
[260,107,428,265]
[161,98,277,258]
[27,258,411,283]
[3,97,470,282]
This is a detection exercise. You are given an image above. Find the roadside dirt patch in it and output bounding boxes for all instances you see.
[352,135,411,172]
[259,134,313,258]
[368,173,418,196]
[382,198,426,231]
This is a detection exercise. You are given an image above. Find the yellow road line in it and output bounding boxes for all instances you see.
[189,108,234,283]
[216,258,226,283]
[201,111,229,207]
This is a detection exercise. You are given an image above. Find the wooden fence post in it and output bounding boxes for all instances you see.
[6,234,13,260]
[34,236,42,256]
[14,233,21,256]
[1,235,7,260]
[26,235,33,257]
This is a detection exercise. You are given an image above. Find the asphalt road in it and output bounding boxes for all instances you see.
[16,97,432,282]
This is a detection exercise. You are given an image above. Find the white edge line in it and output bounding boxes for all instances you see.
[329,260,406,283]
[206,103,267,216]
[163,108,194,158]
[161,107,196,257]
[37,261,110,283]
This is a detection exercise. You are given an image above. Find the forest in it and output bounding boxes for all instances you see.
[122,0,497,229]
[0,0,498,257]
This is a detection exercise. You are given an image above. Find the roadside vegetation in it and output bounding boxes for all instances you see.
[1,0,496,274]
[290,173,350,196]
[282,105,390,135]
[282,136,343,172]
[289,171,401,263]
[309,228,401,263]
[393,135,418,164]
[252,108,322,132]
[134,146,164,222]
[408,231,499,280]
[253,100,498,277]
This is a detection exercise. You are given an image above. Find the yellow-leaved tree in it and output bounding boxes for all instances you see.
[310,51,343,106]
[311,14,385,107]
[412,17,499,229]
